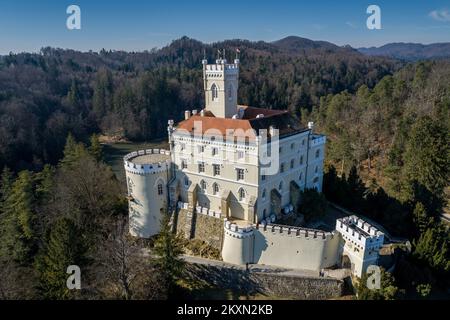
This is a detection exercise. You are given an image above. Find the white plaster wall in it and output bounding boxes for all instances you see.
[126,169,169,238]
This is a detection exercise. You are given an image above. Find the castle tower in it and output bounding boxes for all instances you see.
[202,52,239,118]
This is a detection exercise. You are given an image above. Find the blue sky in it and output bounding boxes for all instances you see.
[0,0,449,54]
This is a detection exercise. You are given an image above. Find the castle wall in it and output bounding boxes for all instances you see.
[221,221,340,272]
[124,149,171,238]
[252,224,340,271]
[175,204,224,250]
[185,261,345,300]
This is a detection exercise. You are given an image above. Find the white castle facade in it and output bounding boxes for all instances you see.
[124,56,384,278]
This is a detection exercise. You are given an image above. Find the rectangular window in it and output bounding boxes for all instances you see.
[237,168,245,181]
[157,184,163,195]
[261,174,266,181]
[212,147,218,156]
[280,163,285,173]
[180,143,186,151]
[198,145,204,153]
[237,151,244,159]
[213,164,220,176]
[198,162,205,173]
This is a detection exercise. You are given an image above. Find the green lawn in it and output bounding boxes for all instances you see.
[103,139,169,183]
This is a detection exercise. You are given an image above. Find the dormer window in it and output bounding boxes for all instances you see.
[211,83,218,101]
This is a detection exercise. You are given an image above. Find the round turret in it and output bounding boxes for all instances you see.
[124,149,171,238]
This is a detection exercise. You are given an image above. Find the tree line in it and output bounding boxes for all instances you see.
[0,36,397,172]
[0,135,186,299]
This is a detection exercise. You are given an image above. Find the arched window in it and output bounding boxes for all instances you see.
[200,180,207,192]
[262,189,266,200]
[238,188,246,201]
[157,183,164,195]
[213,183,219,195]
[211,83,218,101]
[279,181,283,191]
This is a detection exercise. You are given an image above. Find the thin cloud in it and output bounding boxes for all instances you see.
[429,9,450,22]
[346,21,357,29]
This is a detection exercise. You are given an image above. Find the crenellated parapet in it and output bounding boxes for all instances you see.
[223,218,254,239]
[256,223,336,241]
[336,215,384,250]
[124,149,171,175]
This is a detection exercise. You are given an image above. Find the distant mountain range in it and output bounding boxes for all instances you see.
[270,36,450,61]
[357,42,450,61]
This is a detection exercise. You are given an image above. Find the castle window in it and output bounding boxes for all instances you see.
[261,174,266,181]
[262,189,266,200]
[198,145,204,153]
[300,156,304,165]
[200,180,207,191]
[213,183,219,195]
[198,162,205,173]
[313,177,319,183]
[290,159,294,169]
[157,184,164,195]
[237,151,244,159]
[279,181,283,191]
[228,84,233,100]
[291,143,295,150]
[181,159,187,170]
[238,188,246,201]
[211,83,218,101]
[180,143,186,151]
[315,166,318,174]
[315,149,320,159]
[302,139,305,146]
[263,209,267,218]
[280,163,285,173]
[212,147,218,156]
[213,164,221,176]
[184,177,190,187]
[236,168,245,181]
[299,172,303,181]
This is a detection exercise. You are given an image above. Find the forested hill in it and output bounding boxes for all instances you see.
[0,36,399,171]
[358,42,450,61]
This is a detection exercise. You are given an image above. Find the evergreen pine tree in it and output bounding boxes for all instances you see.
[0,171,36,264]
[412,202,432,235]
[153,212,185,296]
[88,134,103,162]
[60,134,88,168]
[35,218,88,300]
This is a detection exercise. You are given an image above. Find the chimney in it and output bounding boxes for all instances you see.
[200,109,205,117]
[184,110,191,120]
[308,121,314,132]
[192,109,198,116]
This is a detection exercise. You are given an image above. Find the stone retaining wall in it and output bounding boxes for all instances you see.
[185,262,344,300]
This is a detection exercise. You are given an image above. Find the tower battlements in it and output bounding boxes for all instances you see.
[124,149,171,175]
[224,218,254,239]
[256,223,335,241]
[336,215,384,248]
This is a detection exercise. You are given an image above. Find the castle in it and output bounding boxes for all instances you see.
[124,55,384,278]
